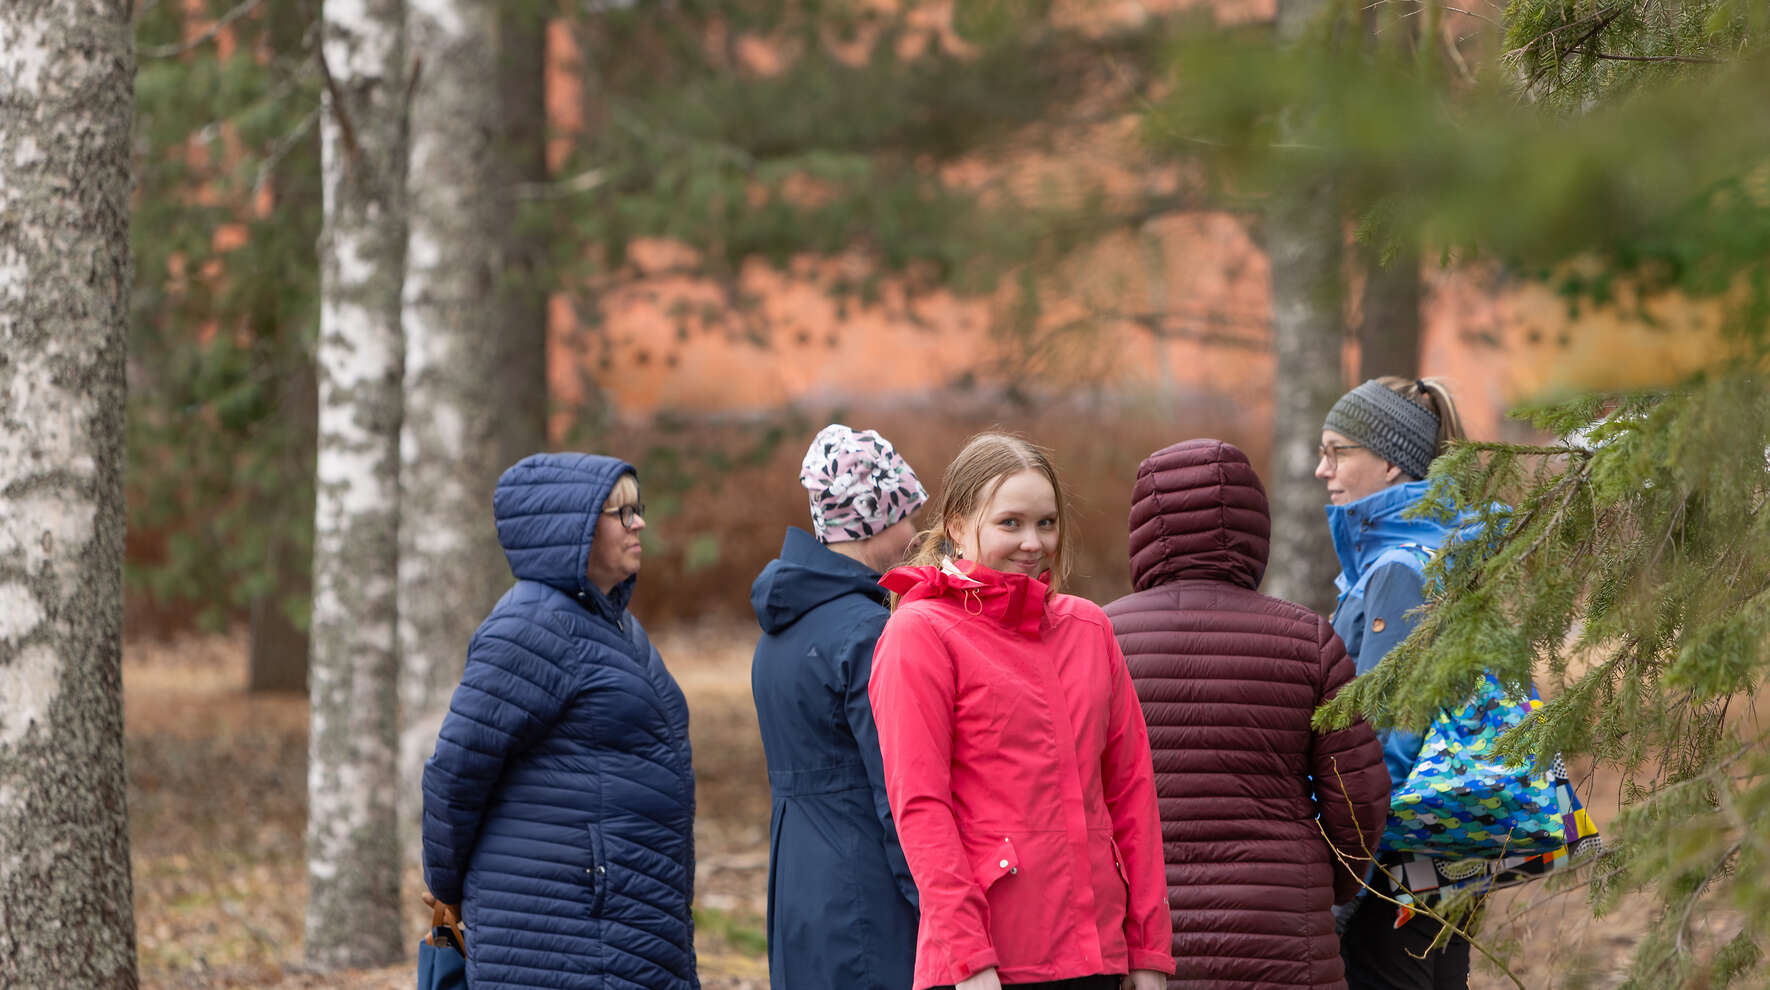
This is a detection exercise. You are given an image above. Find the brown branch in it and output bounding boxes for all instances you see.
[143,0,268,58]
[1567,48,1723,64]
[1506,3,1626,60]
[313,43,362,166]
[1317,757,1529,990]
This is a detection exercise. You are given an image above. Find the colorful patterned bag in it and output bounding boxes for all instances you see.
[1382,674,1569,859]
[1387,757,1603,910]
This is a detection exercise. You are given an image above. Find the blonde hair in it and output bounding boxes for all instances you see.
[1375,375,1466,459]
[899,432,1073,599]
[604,472,640,509]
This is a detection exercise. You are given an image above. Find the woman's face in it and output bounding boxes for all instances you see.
[587,481,646,593]
[1315,428,1402,506]
[948,469,1059,577]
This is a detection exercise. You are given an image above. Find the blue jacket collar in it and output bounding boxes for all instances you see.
[1325,480,1455,590]
[750,527,886,634]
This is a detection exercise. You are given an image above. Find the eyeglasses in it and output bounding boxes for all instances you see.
[1317,441,1368,471]
[600,503,646,529]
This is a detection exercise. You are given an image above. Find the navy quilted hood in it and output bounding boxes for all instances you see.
[750,527,887,634]
[492,452,638,610]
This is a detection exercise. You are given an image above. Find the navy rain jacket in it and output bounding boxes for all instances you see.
[749,526,918,990]
[422,453,698,990]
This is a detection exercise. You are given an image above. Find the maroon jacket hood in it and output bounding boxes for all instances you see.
[1128,439,1270,593]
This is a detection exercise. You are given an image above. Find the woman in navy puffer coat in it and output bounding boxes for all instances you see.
[422,452,698,990]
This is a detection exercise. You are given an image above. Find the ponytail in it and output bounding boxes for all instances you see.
[1376,375,1465,458]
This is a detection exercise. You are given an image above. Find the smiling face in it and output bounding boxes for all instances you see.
[586,474,645,593]
[947,469,1060,577]
[1315,428,1403,506]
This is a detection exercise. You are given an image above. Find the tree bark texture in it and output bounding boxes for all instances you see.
[307,0,407,967]
[493,3,551,468]
[1260,179,1347,617]
[247,0,328,695]
[0,2,140,986]
[1357,241,1422,381]
[398,0,548,828]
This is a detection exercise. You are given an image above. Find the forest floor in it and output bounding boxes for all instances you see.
[126,624,1668,990]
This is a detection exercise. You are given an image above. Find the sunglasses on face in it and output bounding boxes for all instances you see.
[600,503,646,529]
[1317,441,1368,470]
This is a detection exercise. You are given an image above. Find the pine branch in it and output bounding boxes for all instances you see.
[1567,48,1725,64]
[1315,757,1530,989]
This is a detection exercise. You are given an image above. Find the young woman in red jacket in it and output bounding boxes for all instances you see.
[869,433,1175,990]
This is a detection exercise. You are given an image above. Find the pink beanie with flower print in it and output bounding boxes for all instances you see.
[799,424,927,543]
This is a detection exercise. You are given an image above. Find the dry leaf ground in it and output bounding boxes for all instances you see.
[124,623,1659,989]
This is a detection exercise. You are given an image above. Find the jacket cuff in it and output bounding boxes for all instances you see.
[1128,947,1176,975]
[424,865,463,907]
[952,948,1001,983]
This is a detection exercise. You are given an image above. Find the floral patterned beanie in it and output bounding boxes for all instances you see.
[799,424,928,543]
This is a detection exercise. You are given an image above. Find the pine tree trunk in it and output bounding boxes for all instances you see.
[1260,179,1347,617]
[495,4,551,469]
[398,0,547,833]
[0,2,140,985]
[1358,241,1422,381]
[247,0,327,696]
[306,0,407,967]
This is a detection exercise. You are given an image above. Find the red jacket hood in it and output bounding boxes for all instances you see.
[880,559,1048,640]
[1128,438,1270,592]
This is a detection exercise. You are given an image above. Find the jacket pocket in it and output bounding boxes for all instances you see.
[586,821,609,916]
[974,835,1020,891]
[1107,835,1130,890]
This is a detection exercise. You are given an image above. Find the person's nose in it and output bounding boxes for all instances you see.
[1314,454,1333,480]
[1021,529,1043,551]
[631,514,647,533]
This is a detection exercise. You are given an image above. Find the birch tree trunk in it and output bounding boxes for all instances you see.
[0,2,139,985]
[398,0,548,828]
[1258,0,1346,615]
[306,0,407,967]
[1261,180,1347,617]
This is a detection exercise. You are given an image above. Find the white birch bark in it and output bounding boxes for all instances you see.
[1259,0,1348,615]
[0,2,139,985]
[1261,179,1348,617]
[306,0,408,967]
[397,0,545,833]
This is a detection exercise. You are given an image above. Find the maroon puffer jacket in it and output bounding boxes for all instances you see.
[1103,439,1390,990]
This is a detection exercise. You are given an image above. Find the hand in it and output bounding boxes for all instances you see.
[956,967,1003,990]
[1122,969,1166,990]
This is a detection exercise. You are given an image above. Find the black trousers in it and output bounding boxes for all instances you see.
[931,976,1120,990]
[1340,885,1471,990]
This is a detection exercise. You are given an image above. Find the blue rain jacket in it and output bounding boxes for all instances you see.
[749,527,918,990]
[1325,479,1459,792]
[421,453,698,990]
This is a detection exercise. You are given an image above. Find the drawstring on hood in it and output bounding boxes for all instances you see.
[881,559,1047,639]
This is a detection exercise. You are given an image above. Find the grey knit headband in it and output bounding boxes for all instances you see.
[1323,380,1440,480]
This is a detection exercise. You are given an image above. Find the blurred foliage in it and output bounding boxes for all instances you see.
[1146,0,1770,295]
[1174,0,1770,981]
[129,0,321,634]
[124,0,1183,634]
[551,0,1180,342]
